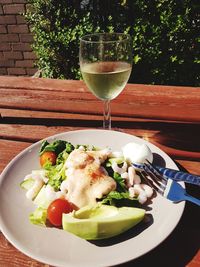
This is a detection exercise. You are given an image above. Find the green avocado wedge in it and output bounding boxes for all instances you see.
[62,204,145,240]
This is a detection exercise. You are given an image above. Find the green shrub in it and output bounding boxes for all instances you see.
[25,0,199,86]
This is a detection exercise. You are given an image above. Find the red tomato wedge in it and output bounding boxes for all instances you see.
[47,198,74,226]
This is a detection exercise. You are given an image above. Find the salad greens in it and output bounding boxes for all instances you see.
[39,140,73,156]
[101,191,138,207]
[21,139,141,227]
[40,139,133,195]
[29,207,47,226]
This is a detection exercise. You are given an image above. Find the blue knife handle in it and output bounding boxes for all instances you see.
[155,166,200,186]
[132,163,200,186]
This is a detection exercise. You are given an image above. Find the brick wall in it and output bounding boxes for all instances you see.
[0,0,37,76]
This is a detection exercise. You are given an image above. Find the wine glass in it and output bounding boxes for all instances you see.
[79,33,132,130]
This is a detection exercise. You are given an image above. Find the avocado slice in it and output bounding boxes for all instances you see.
[62,204,145,240]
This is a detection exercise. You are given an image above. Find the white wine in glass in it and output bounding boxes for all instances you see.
[79,33,132,129]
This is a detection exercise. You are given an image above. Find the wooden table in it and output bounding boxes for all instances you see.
[0,76,199,267]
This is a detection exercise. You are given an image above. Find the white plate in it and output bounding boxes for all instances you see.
[0,130,185,267]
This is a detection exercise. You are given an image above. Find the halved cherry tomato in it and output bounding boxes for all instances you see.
[47,198,74,226]
[40,151,57,167]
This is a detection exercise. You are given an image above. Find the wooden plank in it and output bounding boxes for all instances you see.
[1,82,200,106]
[176,160,200,175]
[0,76,87,92]
[0,124,85,142]
[1,76,199,107]
[0,124,157,143]
[0,140,31,173]
[0,234,47,267]
[1,88,200,122]
[0,125,200,163]
[2,108,195,124]
[0,76,199,92]
[0,108,103,121]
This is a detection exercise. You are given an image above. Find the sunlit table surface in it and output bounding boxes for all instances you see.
[0,76,199,267]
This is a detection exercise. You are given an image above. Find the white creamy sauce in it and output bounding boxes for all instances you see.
[63,149,116,208]
[44,184,65,202]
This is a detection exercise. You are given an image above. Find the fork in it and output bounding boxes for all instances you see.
[133,160,200,186]
[135,162,200,206]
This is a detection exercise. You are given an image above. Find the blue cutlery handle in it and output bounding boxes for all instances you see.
[184,194,200,206]
[132,163,200,186]
[155,166,200,186]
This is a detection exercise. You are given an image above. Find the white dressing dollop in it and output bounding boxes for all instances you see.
[122,142,153,164]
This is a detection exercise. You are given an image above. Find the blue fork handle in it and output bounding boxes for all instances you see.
[184,194,200,206]
[155,166,200,186]
[133,163,200,186]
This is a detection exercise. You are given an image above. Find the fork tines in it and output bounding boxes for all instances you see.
[145,160,168,184]
[143,163,167,195]
[142,169,166,195]
[139,171,164,195]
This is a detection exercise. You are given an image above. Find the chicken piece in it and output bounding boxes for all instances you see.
[65,148,110,169]
[87,148,110,163]
[65,149,94,169]
[63,149,116,208]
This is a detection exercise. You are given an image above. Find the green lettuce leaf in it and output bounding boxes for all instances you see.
[46,163,66,191]
[101,191,139,207]
[39,140,74,156]
[29,207,47,226]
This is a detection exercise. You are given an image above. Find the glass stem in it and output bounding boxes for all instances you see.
[103,100,111,130]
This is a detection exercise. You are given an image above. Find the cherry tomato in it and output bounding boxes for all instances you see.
[40,151,57,167]
[47,198,74,226]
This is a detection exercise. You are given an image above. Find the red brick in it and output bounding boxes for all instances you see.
[0,33,19,42]
[8,67,26,75]
[8,24,29,33]
[0,0,12,3]
[0,43,11,51]
[16,15,26,24]
[12,42,32,51]
[3,4,25,14]
[0,15,16,24]
[12,0,27,3]
[26,67,38,76]
[0,59,14,67]
[23,51,36,59]
[4,51,23,59]
[0,68,7,75]
[16,59,33,67]
[0,25,7,33]
[20,33,33,42]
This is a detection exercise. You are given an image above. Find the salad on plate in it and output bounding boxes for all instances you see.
[20,139,154,240]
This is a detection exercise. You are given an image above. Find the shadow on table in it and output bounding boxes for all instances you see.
[113,120,200,153]
[90,213,153,247]
[117,197,200,267]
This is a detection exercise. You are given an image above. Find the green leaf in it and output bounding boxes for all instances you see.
[101,191,138,207]
[39,140,73,156]
[46,163,66,191]
[29,207,47,226]
[113,172,127,192]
